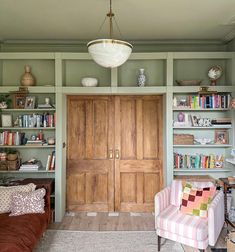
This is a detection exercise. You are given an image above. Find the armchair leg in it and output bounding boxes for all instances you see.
[157,235,161,251]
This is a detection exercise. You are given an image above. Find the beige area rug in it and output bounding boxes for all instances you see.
[34,230,184,252]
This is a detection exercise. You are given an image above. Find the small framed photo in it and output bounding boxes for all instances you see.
[190,115,199,126]
[14,94,26,109]
[25,96,35,109]
[1,114,12,127]
[214,130,228,144]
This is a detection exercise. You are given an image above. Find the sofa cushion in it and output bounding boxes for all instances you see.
[0,183,36,213]
[10,188,46,216]
[156,204,208,241]
[180,183,216,218]
[170,180,182,207]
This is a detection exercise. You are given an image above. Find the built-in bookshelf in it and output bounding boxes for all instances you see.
[172,89,233,176]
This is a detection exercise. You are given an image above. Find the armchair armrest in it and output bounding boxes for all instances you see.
[208,190,224,246]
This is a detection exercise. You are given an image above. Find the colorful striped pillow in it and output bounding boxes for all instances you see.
[180,183,216,218]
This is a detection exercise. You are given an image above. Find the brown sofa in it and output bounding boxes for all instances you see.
[0,179,52,252]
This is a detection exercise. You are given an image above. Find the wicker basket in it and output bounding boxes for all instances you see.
[173,134,194,145]
[7,159,20,170]
[0,161,8,171]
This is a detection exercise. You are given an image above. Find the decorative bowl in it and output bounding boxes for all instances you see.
[81,77,98,87]
[194,138,212,145]
[175,80,202,86]
[47,137,55,145]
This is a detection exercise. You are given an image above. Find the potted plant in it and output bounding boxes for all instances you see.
[0,95,11,109]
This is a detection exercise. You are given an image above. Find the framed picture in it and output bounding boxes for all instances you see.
[214,130,228,144]
[25,96,35,109]
[1,114,12,127]
[190,115,199,126]
[14,94,26,109]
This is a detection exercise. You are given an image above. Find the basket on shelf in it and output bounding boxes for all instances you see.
[0,161,8,171]
[6,151,20,171]
[0,152,7,170]
[173,134,194,145]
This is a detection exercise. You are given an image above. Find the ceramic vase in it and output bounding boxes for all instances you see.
[21,65,35,86]
[137,68,146,87]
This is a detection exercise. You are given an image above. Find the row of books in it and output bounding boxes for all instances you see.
[17,112,56,128]
[178,94,231,109]
[0,131,22,146]
[46,151,55,171]
[174,152,225,169]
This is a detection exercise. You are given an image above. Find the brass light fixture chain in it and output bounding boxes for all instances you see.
[107,0,114,39]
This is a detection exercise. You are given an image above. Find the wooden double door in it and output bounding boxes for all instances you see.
[67,95,163,212]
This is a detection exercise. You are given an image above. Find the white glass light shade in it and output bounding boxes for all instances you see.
[87,39,133,68]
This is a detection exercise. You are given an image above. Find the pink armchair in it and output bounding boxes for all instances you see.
[154,180,224,252]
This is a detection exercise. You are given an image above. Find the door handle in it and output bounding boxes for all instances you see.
[108,149,113,159]
[115,149,119,159]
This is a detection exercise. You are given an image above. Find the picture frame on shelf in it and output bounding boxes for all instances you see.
[190,115,199,126]
[214,130,228,144]
[1,114,12,127]
[24,96,35,109]
[14,94,26,109]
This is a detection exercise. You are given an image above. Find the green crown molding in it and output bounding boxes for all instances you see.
[0,39,231,52]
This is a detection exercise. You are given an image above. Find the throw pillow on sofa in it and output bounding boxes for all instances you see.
[0,183,36,213]
[10,188,46,216]
[180,183,216,218]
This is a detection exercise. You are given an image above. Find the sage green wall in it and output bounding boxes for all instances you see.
[227,39,235,51]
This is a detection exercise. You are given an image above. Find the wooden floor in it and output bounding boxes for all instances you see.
[49,212,228,251]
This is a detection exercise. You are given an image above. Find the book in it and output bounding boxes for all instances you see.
[46,154,52,171]
[50,151,55,170]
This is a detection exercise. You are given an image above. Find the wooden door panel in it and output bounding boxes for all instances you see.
[115,95,163,212]
[67,173,85,204]
[67,96,114,212]
[120,173,136,203]
[144,173,161,203]
[143,99,159,158]
[93,100,108,159]
[120,99,136,159]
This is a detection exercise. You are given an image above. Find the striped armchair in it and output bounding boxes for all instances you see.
[154,180,224,252]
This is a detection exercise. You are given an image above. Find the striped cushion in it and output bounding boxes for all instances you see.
[157,229,208,250]
[170,180,182,207]
[156,205,208,241]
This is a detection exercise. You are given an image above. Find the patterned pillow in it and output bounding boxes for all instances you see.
[0,183,36,213]
[10,188,46,216]
[180,183,216,218]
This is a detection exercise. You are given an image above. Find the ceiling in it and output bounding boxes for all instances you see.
[1,0,235,43]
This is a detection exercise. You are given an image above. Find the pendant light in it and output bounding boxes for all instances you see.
[87,0,133,68]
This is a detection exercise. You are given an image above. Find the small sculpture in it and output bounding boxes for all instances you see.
[21,65,35,86]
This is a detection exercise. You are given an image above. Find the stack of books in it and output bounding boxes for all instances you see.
[211,118,232,127]
[37,104,54,109]
[19,159,42,171]
[25,140,45,146]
